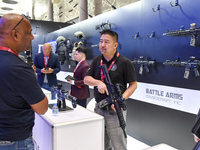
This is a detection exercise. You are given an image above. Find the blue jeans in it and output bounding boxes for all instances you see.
[0,134,34,150]
[95,103,127,150]
[42,83,56,100]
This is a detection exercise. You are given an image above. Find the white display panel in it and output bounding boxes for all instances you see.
[130,82,200,115]
[33,99,104,150]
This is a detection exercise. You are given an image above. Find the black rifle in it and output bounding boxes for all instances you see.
[163,28,200,36]
[163,56,200,79]
[99,64,127,138]
[163,23,200,46]
[51,83,77,110]
[131,56,155,74]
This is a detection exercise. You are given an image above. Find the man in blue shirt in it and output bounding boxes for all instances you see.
[0,13,48,150]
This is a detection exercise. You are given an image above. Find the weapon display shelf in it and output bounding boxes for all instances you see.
[33,89,104,150]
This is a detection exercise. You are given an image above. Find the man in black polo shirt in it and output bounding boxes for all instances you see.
[84,30,137,150]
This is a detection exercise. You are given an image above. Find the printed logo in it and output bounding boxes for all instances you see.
[111,64,117,71]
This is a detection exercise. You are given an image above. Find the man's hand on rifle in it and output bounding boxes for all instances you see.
[97,81,109,95]
[194,135,199,142]
[111,104,116,112]
[111,103,124,112]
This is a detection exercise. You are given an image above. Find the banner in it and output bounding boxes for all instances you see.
[130,82,200,115]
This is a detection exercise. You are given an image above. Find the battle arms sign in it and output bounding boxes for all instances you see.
[130,82,200,114]
[146,88,183,105]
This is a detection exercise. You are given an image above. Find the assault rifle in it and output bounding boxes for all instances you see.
[163,56,200,79]
[163,27,200,36]
[131,56,155,74]
[51,83,77,110]
[99,64,127,138]
[163,23,200,46]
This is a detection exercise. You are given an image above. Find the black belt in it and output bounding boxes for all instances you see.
[97,97,112,110]
[99,104,112,111]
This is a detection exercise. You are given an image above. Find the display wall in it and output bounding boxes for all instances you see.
[32,0,200,149]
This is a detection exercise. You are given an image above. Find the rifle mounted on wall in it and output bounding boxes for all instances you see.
[131,56,156,74]
[163,56,200,79]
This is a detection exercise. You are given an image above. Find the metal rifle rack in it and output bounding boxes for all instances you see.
[170,0,179,7]
[132,32,139,39]
[152,4,160,12]
[147,31,155,39]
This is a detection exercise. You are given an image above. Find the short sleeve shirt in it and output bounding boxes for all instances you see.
[0,50,46,141]
[85,51,137,103]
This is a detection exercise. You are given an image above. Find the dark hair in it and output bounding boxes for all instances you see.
[100,30,118,42]
[76,47,87,56]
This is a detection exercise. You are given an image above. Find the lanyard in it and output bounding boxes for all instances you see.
[43,54,49,67]
[100,52,119,82]
[0,46,19,57]
[73,58,86,76]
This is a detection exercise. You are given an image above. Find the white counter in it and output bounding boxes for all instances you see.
[33,90,104,150]
[41,88,51,101]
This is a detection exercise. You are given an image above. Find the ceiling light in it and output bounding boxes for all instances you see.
[2,0,18,4]
[52,0,61,4]
[0,7,13,11]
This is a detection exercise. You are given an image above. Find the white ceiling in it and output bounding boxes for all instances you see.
[0,0,139,22]
[0,0,48,19]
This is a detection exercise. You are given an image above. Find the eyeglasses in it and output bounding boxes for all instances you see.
[11,14,29,32]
